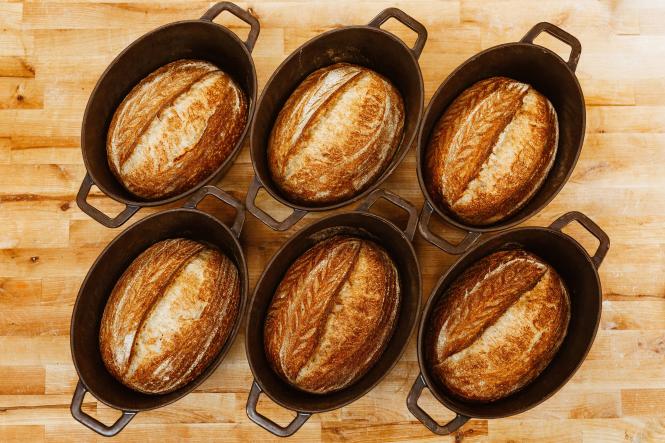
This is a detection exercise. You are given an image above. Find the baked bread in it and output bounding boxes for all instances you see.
[268,63,405,205]
[107,59,248,200]
[425,77,558,225]
[427,250,569,402]
[99,238,240,394]
[264,235,400,394]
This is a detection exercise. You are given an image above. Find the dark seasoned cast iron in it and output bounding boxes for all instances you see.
[418,22,585,254]
[77,2,259,228]
[245,189,422,436]
[69,185,248,436]
[246,8,427,231]
[407,211,609,435]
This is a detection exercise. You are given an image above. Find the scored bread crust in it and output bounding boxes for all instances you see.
[264,235,400,394]
[99,238,240,394]
[426,250,570,402]
[107,59,248,200]
[268,63,405,205]
[425,77,558,226]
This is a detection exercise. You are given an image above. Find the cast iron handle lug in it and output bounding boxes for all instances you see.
[201,2,261,52]
[76,173,140,228]
[245,175,307,231]
[520,22,581,72]
[246,380,311,437]
[356,188,418,241]
[549,211,610,268]
[407,374,470,435]
[70,380,136,437]
[183,185,245,237]
[368,7,428,59]
[418,201,481,254]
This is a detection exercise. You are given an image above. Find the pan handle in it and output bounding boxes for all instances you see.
[76,173,140,228]
[356,188,418,241]
[70,380,136,437]
[200,2,261,53]
[183,185,245,237]
[245,175,307,231]
[368,8,428,59]
[418,201,481,254]
[520,22,581,72]
[407,374,470,435]
[549,211,610,268]
[246,380,311,437]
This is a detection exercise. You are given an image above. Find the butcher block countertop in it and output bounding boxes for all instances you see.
[1,0,664,441]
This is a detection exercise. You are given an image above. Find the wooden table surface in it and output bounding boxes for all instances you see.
[1,0,664,441]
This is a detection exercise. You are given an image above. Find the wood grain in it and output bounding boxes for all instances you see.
[0,0,663,441]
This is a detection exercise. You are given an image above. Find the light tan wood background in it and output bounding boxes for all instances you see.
[1,0,664,441]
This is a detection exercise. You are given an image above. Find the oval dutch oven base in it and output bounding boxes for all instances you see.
[417,22,585,254]
[246,8,427,231]
[407,211,610,435]
[70,186,248,436]
[245,189,422,436]
[77,2,259,228]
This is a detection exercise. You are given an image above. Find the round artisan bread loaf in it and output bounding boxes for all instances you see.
[425,76,558,225]
[268,63,405,205]
[264,235,400,394]
[107,59,248,200]
[99,238,240,394]
[427,249,570,402]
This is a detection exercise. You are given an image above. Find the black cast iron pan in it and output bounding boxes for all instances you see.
[246,8,426,231]
[418,22,585,253]
[77,2,259,228]
[245,189,422,436]
[69,185,248,436]
[407,211,609,435]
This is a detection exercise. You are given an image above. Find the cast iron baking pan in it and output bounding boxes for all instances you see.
[418,22,585,254]
[407,211,609,435]
[245,189,422,436]
[77,2,259,228]
[246,8,426,231]
[70,185,247,436]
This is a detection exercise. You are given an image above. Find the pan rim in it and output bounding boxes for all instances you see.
[248,24,425,212]
[69,207,249,412]
[415,225,603,419]
[245,210,422,414]
[80,18,258,208]
[415,41,586,234]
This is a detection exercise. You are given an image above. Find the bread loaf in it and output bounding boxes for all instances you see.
[264,235,400,394]
[427,250,569,402]
[268,63,405,205]
[425,77,558,225]
[107,59,248,200]
[99,238,240,394]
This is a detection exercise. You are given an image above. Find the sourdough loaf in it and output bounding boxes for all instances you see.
[99,238,240,394]
[425,77,558,225]
[107,59,248,200]
[427,250,569,402]
[264,235,400,394]
[268,63,405,205]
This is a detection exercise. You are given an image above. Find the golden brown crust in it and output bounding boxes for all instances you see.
[268,63,405,205]
[425,77,558,225]
[99,238,240,394]
[426,250,570,402]
[107,59,248,200]
[264,235,400,394]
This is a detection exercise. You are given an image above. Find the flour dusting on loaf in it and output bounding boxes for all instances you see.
[264,235,400,394]
[107,59,248,200]
[99,238,240,394]
[427,249,569,402]
[268,63,405,205]
[426,77,558,225]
